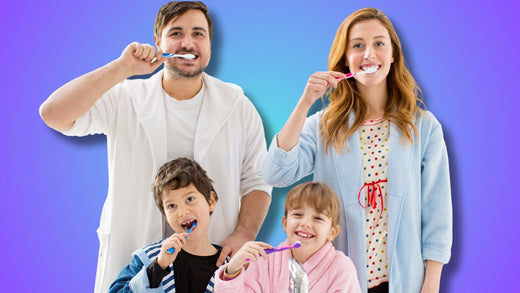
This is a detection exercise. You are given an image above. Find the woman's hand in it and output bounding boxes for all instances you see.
[300,71,345,106]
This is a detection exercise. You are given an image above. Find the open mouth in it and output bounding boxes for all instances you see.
[177,52,199,61]
[295,231,315,239]
[360,65,379,73]
[181,219,197,231]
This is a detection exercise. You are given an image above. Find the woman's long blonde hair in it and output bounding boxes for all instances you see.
[321,7,424,153]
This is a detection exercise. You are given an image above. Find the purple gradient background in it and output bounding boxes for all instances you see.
[0,0,517,292]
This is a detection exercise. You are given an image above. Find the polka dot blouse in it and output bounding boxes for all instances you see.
[359,117,389,288]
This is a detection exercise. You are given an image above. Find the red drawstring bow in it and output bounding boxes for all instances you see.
[357,179,388,217]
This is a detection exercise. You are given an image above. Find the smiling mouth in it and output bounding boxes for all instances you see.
[181,219,197,231]
[176,52,199,60]
[295,231,315,239]
[360,65,379,73]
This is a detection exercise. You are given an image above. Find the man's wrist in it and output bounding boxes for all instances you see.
[232,226,256,240]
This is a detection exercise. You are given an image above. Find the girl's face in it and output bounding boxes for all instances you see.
[283,205,339,263]
[345,18,394,87]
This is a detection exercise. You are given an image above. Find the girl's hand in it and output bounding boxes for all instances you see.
[225,241,272,274]
[156,232,188,270]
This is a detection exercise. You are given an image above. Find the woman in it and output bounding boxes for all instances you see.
[263,7,452,293]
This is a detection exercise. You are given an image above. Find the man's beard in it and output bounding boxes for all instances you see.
[165,62,206,78]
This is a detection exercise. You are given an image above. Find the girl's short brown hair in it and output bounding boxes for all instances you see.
[284,182,341,227]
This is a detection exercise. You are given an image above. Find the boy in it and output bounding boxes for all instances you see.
[110,158,227,292]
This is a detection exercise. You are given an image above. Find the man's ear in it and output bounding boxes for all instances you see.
[208,191,217,213]
[154,35,160,48]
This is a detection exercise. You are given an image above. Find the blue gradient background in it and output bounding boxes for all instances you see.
[0,0,517,291]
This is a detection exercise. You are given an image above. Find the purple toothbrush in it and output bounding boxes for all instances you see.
[246,241,301,261]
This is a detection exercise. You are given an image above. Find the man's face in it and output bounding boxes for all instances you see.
[155,9,211,78]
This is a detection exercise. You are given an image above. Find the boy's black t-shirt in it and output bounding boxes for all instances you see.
[147,244,221,292]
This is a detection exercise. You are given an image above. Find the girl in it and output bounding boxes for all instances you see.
[213,182,361,292]
[262,7,452,293]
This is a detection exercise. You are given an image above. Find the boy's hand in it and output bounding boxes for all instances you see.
[157,233,188,270]
[225,241,272,274]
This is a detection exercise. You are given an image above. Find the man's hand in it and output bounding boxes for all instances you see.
[216,190,270,266]
[118,42,164,77]
[216,228,255,267]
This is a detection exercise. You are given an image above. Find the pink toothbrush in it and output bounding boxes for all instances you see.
[336,66,378,80]
[246,241,302,261]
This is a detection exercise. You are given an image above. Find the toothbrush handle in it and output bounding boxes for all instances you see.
[264,246,292,254]
[244,245,293,261]
[166,238,187,254]
[336,72,356,80]
[166,234,188,254]
[166,225,196,253]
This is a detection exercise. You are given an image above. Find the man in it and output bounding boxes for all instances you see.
[39,2,271,293]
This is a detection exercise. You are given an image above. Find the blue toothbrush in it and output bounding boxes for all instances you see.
[162,52,196,60]
[166,222,197,254]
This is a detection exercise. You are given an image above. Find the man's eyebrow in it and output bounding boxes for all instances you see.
[165,26,207,34]
[165,26,181,34]
[192,26,208,33]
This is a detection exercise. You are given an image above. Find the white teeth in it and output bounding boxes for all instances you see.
[296,231,314,238]
[361,66,378,73]
[181,219,196,229]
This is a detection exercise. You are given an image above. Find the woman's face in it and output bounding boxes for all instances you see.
[345,19,394,88]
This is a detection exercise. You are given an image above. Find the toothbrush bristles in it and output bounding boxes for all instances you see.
[365,66,378,74]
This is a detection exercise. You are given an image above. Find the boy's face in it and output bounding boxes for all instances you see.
[282,205,339,259]
[162,183,216,241]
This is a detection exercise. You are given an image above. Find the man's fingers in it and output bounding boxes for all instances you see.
[216,246,232,266]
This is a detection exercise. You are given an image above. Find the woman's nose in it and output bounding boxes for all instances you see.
[364,47,375,60]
